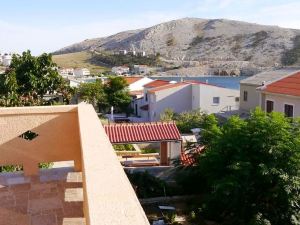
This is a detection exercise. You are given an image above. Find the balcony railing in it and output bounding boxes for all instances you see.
[0,104,149,225]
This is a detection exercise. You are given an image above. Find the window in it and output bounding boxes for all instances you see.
[284,104,294,117]
[213,97,220,104]
[266,100,274,113]
[235,97,240,102]
[243,91,248,101]
[145,94,148,102]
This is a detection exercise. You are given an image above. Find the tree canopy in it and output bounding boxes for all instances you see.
[177,108,300,225]
[77,76,131,113]
[0,50,65,106]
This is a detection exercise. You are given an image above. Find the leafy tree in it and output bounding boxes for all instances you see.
[77,80,106,111]
[0,50,65,106]
[104,76,131,113]
[160,108,175,122]
[177,108,300,225]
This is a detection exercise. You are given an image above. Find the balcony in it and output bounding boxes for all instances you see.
[0,104,149,225]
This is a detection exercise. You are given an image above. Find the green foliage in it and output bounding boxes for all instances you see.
[77,80,106,109]
[93,52,160,67]
[104,76,132,113]
[175,110,206,133]
[113,144,135,151]
[77,76,131,113]
[141,148,158,154]
[176,108,300,225]
[126,171,169,198]
[0,162,53,173]
[282,35,300,65]
[160,108,175,122]
[0,50,66,106]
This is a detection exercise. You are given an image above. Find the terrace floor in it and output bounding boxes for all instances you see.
[0,167,85,225]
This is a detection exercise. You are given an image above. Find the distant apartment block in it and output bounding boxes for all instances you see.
[74,68,91,77]
[58,67,74,76]
[111,66,130,75]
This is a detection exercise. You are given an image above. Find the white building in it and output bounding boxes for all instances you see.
[74,68,90,77]
[58,68,74,76]
[2,53,12,67]
[133,65,151,75]
[140,81,240,122]
[124,77,153,92]
[258,71,300,118]
[137,51,146,57]
[69,77,103,88]
[112,66,130,75]
[119,50,128,55]
[239,68,300,112]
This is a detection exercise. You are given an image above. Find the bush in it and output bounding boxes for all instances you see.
[126,171,170,198]
[113,144,135,151]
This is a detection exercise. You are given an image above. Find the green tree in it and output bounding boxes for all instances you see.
[176,110,205,133]
[77,80,106,111]
[0,50,65,106]
[160,108,175,122]
[104,76,131,113]
[177,109,300,225]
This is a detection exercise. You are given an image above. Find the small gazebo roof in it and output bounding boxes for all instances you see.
[103,122,181,144]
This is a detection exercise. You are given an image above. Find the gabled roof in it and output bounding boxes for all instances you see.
[124,77,143,84]
[148,83,188,93]
[143,80,170,88]
[103,122,181,144]
[263,72,300,97]
[240,68,300,86]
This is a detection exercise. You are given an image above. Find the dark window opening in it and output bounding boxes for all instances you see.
[266,100,274,113]
[284,104,294,117]
[243,91,248,101]
[19,130,39,141]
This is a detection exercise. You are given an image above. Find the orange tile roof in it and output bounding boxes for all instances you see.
[103,122,181,143]
[124,77,143,84]
[129,90,143,96]
[143,80,170,88]
[264,72,300,97]
[148,82,188,93]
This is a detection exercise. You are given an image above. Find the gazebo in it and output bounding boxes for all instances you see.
[103,122,182,166]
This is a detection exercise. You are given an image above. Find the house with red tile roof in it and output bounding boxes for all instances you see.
[259,71,300,117]
[140,81,239,122]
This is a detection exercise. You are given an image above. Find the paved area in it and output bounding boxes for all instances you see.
[0,167,85,225]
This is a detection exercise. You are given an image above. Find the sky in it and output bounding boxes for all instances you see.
[1,0,300,55]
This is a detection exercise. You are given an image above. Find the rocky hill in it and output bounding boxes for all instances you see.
[54,18,300,69]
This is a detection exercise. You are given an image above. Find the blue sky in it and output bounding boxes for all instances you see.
[1,0,300,55]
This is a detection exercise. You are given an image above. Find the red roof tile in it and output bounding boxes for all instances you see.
[124,77,143,84]
[181,145,205,166]
[143,80,170,88]
[148,83,188,93]
[264,72,300,97]
[103,122,181,144]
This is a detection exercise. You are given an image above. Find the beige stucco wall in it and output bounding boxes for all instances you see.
[261,92,300,117]
[0,105,82,175]
[149,85,192,121]
[0,104,150,225]
[192,84,240,114]
[240,84,260,111]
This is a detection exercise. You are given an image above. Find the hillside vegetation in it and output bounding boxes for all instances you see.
[52,51,110,74]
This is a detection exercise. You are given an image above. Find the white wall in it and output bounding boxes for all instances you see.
[261,92,300,117]
[192,84,240,114]
[240,84,260,111]
[149,85,192,121]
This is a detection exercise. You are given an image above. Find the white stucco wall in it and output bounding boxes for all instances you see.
[149,85,192,121]
[240,84,261,111]
[192,84,240,114]
[261,92,300,117]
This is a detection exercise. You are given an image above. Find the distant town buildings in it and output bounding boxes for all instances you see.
[58,68,74,76]
[114,49,146,57]
[111,66,130,75]
[0,53,12,67]
[74,68,91,77]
